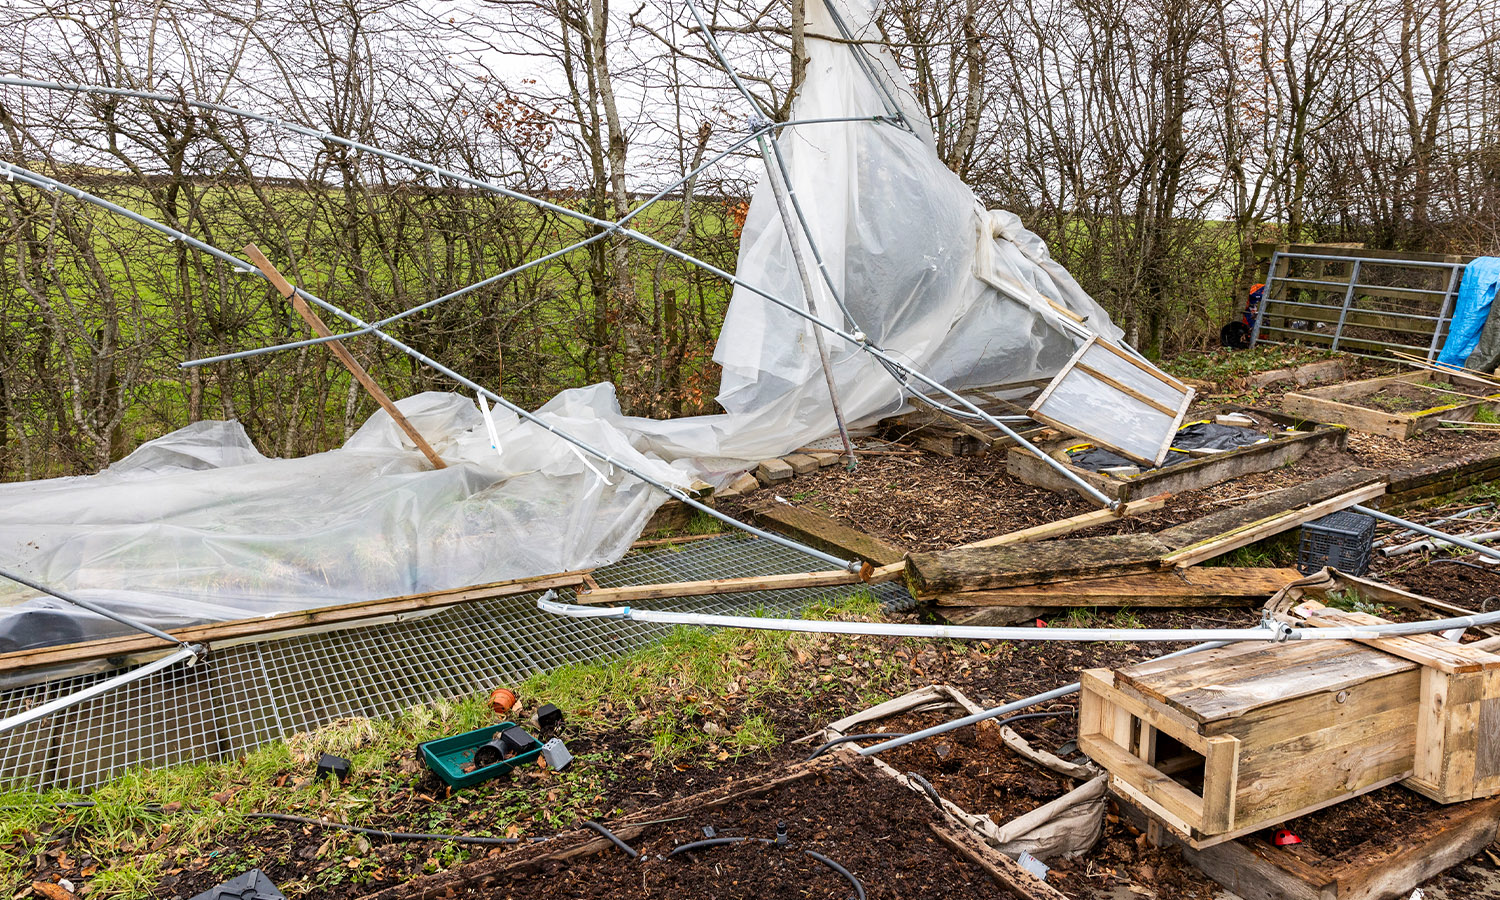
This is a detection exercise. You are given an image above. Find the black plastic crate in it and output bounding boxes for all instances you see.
[1297,510,1376,575]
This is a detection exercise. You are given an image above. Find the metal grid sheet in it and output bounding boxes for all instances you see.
[0,534,908,791]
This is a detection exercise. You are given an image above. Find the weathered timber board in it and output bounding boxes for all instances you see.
[905,533,1169,596]
[931,567,1300,608]
[1387,445,1500,505]
[0,570,591,686]
[747,500,906,566]
[1155,468,1385,551]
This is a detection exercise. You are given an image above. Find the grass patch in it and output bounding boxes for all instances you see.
[1,592,899,898]
[1163,345,1341,387]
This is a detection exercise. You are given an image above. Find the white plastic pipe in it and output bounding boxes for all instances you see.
[859,639,1233,756]
[538,593,1500,642]
[539,594,1294,642]
[0,646,200,736]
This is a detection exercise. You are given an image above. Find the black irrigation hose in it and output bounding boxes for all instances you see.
[805,849,867,900]
[805,732,907,761]
[989,710,1073,733]
[582,820,639,858]
[668,836,865,900]
[668,835,768,856]
[246,812,523,846]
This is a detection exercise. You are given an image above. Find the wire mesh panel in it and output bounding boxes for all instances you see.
[0,535,909,791]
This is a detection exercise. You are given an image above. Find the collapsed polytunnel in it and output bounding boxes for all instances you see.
[0,0,1166,651]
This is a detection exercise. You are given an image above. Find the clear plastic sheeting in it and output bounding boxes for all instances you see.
[0,0,1136,651]
[0,391,689,651]
[1028,338,1193,466]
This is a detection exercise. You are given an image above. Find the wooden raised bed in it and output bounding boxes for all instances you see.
[1282,369,1500,439]
[355,751,1067,900]
[1006,407,1346,502]
[1120,789,1500,900]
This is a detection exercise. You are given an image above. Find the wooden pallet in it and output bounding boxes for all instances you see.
[1283,370,1500,439]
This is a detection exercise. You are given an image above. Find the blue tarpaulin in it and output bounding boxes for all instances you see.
[1438,257,1500,368]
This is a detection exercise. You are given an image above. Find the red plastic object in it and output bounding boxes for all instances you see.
[1273,829,1302,846]
[1035,619,1048,628]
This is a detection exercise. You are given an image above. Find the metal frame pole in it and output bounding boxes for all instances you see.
[1353,504,1500,564]
[1250,249,1279,348]
[0,647,200,736]
[1427,263,1465,362]
[0,567,197,652]
[1330,259,1362,353]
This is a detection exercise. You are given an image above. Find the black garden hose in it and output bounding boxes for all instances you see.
[582,819,639,858]
[668,835,865,900]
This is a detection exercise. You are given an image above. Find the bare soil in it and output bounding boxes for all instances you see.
[399,758,1033,900]
[735,403,1497,553]
[863,709,1074,824]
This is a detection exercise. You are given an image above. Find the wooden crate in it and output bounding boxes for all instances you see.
[1282,370,1500,439]
[1007,407,1347,502]
[1079,640,1424,848]
[1082,626,1500,848]
[1287,601,1500,803]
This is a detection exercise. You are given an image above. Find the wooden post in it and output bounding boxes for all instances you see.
[244,244,447,469]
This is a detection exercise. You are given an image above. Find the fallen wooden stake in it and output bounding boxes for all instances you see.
[931,567,1300,608]
[0,570,591,680]
[245,244,447,470]
[957,494,1169,549]
[573,569,865,605]
[1160,481,1387,568]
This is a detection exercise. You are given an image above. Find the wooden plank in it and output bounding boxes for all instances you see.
[932,566,1299,607]
[956,494,1168,549]
[1006,415,1347,504]
[245,244,447,470]
[926,822,1072,900]
[1156,467,1384,551]
[1296,604,1500,674]
[0,570,591,679]
[746,501,905,566]
[1082,670,1209,753]
[1157,468,1386,561]
[1080,734,1206,829]
[905,533,1169,596]
[574,569,864,605]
